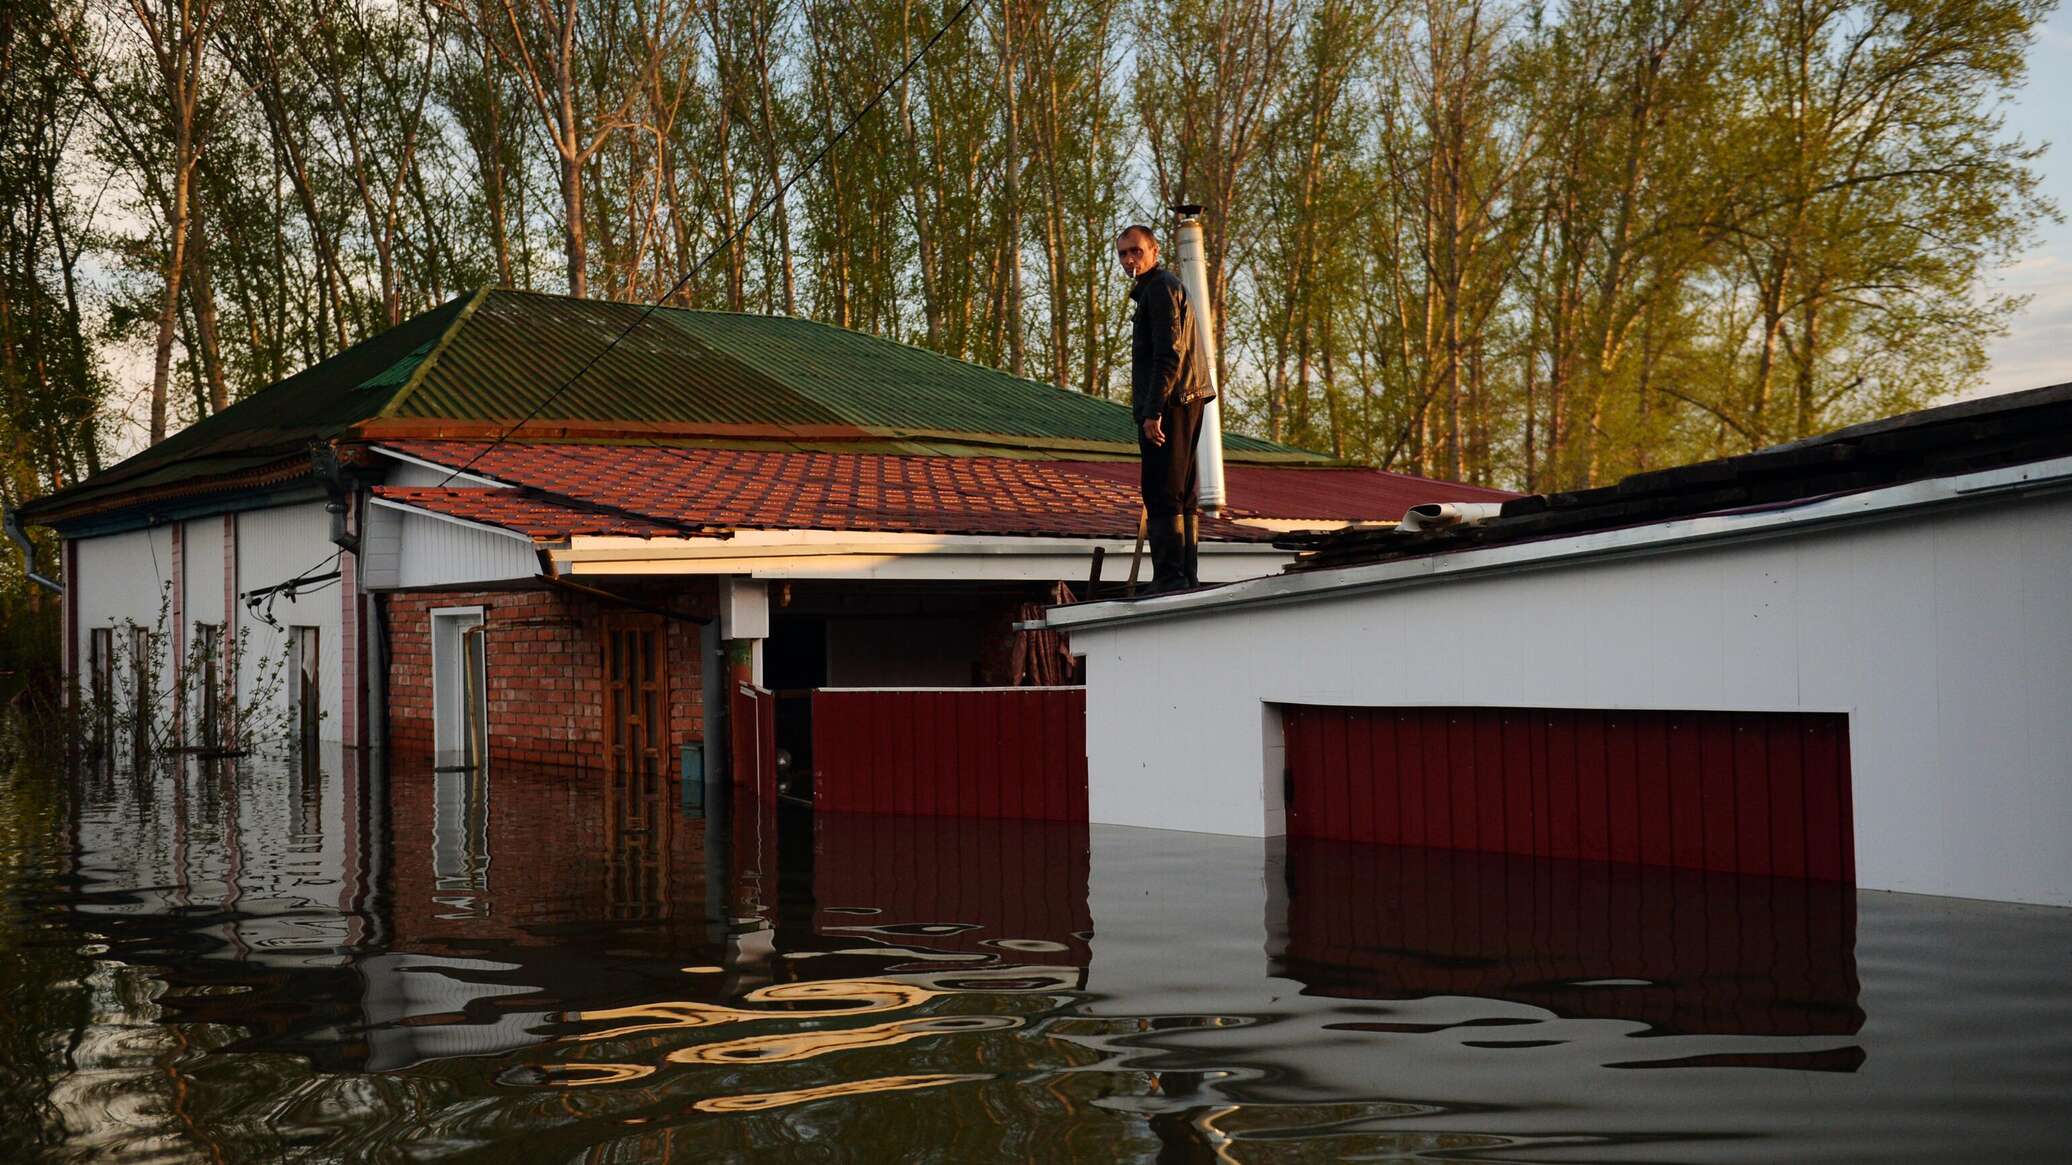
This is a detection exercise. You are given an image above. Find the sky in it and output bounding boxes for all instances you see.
[1979,5,2072,395]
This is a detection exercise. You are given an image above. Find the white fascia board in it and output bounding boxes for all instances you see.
[1046,453,2072,632]
[817,685,1085,693]
[562,554,1287,582]
[367,495,539,547]
[371,446,512,488]
[563,528,1284,556]
[1229,517,1362,533]
[548,529,1285,582]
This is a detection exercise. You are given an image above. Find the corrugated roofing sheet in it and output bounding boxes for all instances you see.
[22,287,1340,522]
[23,296,473,518]
[387,290,1292,453]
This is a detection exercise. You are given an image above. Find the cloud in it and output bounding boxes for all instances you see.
[1980,255,2072,394]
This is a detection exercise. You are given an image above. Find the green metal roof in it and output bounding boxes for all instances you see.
[386,290,1294,453]
[24,287,1320,522]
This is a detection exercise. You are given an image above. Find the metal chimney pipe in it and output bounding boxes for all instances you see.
[1171,206,1228,515]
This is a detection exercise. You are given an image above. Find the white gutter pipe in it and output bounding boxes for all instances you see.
[2,496,62,594]
[1172,207,1227,515]
[1397,501,1507,533]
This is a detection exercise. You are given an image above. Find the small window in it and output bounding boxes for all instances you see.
[430,608,488,768]
[288,626,319,755]
[129,625,160,767]
[87,627,114,754]
[194,623,224,750]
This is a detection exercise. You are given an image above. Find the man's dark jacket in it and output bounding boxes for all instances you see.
[1129,266,1215,424]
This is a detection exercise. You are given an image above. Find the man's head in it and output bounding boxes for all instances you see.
[1115,225,1159,278]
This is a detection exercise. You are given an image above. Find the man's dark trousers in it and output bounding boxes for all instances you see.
[1140,396,1206,591]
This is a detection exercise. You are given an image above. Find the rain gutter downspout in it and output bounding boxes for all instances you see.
[310,441,361,555]
[2,496,62,594]
[1172,206,1228,516]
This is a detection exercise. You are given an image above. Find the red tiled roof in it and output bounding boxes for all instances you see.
[376,441,1512,542]
[372,487,695,539]
[1053,461,1515,521]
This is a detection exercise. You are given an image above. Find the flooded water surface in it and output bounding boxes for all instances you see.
[1,753,2066,1163]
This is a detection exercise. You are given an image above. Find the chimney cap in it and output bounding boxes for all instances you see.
[1171,203,1204,217]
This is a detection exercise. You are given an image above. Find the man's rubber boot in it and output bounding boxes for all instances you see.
[1183,512,1201,589]
[1147,516,1189,593]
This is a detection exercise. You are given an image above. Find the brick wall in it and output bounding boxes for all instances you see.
[386,758,712,951]
[382,582,715,769]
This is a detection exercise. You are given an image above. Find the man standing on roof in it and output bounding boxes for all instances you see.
[1117,224,1215,593]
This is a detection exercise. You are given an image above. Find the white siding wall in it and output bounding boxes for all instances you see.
[362,504,404,591]
[183,516,226,628]
[74,527,175,719]
[234,503,347,741]
[387,509,536,589]
[1072,491,2072,906]
[74,527,175,637]
[377,457,508,489]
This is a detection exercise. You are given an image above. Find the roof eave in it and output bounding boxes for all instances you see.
[20,455,320,529]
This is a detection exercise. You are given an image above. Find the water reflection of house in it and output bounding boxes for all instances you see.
[18,288,1504,776]
[59,750,1881,1156]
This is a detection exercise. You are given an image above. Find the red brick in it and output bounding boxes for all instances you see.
[381,582,715,768]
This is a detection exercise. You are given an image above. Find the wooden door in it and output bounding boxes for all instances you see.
[601,615,668,782]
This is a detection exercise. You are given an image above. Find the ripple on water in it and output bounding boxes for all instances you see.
[0,758,2066,1163]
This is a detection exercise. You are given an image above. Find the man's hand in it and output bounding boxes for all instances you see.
[1141,416,1165,446]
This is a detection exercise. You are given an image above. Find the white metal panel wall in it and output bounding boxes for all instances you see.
[183,517,226,628]
[1073,491,2072,906]
[73,526,175,675]
[381,462,462,488]
[73,527,176,729]
[376,455,510,489]
[362,504,404,590]
[236,503,346,741]
[392,511,536,589]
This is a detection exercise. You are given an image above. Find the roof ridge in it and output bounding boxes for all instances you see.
[695,306,1189,431]
[472,286,1324,460]
[373,284,493,420]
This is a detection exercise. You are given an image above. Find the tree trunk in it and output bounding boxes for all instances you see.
[187,190,229,413]
[1001,0,1024,376]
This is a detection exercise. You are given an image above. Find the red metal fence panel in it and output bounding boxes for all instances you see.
[811,687,1087,821]
[1282,706,1854,881]
[810,812,1092,972]
[729,683,777,798]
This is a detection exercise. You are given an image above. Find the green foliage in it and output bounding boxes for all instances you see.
[0,0,2058,647]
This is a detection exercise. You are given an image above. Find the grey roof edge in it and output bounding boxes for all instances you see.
[1045,452,2072,633]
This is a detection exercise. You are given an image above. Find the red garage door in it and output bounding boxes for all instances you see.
[1281,706,1853,881]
